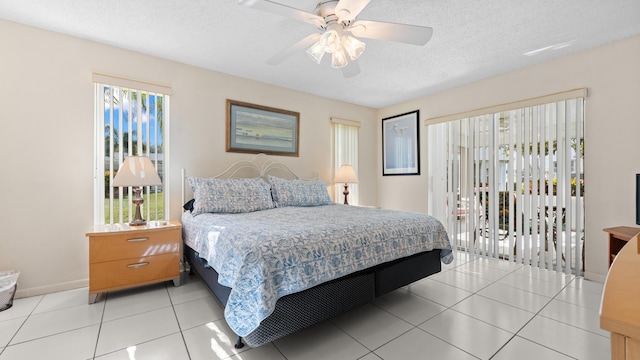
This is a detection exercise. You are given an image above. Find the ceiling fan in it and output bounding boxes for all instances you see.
[238,0,433,78]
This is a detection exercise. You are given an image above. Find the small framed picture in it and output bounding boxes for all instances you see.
[226,99,300,157]
[382,110,420,176]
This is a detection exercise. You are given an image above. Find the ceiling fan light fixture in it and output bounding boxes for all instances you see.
[342,34,365,60]
[321,29,342,53]
[331,47,348,68]
[306,41,325,64]
[241,0,433,77]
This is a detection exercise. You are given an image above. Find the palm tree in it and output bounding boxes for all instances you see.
[104,126,145,154]
[140,93,164,152]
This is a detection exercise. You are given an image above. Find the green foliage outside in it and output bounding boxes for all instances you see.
[105,191,164,223]
[523,178,584,196]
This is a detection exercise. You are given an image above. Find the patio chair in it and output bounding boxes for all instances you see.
[478,191,519,241]
[476,191,575,268]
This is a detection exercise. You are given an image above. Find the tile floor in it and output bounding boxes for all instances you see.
[0,252,610,360]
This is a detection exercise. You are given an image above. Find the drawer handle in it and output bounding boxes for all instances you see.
[127,262,149,269]
[127,237,149,243]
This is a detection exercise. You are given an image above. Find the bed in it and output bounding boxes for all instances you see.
[181,154,453,348]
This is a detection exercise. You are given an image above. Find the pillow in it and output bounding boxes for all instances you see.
[268,175,333,207]
[188,177,274,215]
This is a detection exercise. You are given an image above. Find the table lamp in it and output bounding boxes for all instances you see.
[112,156,162,226]
[334,164,359,205]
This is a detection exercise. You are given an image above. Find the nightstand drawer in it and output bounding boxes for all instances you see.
[89,228,180,263]
[89,252,179,291]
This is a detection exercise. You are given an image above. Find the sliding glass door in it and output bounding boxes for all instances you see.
[428,96,585,275]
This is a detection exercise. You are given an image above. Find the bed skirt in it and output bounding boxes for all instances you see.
[184,245,441,347]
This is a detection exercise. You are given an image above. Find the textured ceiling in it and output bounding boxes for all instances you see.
[1,0,639,108]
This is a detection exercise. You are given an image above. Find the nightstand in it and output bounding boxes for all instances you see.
[603,226,640,268]
[86,220,182,303]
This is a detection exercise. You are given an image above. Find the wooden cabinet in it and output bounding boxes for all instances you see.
[601,235,640,360]
[603,226,640,267]
[86,221,182,303]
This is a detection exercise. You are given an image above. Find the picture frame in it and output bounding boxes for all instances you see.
[382,110,420,176]
[226,99,300,157]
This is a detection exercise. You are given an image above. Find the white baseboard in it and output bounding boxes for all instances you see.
[15,279,89,299]
[583,271,607,283]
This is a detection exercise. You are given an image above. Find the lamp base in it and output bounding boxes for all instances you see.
[128,217,147,226]
[129,187,147,226]
[342,183,350,205]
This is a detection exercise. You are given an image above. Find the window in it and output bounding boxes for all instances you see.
[93,74,172,225]
[331,117,360,205]
[427,90,585,275]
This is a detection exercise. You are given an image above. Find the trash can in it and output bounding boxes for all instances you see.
[0,270,19,312]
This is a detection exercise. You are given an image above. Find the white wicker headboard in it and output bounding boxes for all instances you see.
[181,153,301,206]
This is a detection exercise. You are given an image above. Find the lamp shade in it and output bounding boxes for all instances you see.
[342,34,365,60]
[330,47,348,69]
[112,156,162,187]
[334,164,359,184]
[306,41,326,64]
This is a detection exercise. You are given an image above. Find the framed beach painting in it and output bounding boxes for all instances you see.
[226,99,300,157]
[382,110,420,176]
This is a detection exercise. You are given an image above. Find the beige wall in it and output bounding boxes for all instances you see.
[377,34,640,281]
[0,19,377,297]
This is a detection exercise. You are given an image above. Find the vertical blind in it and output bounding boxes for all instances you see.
[331,117,360,205]
[427,91,585,275]
[93,74,171,225]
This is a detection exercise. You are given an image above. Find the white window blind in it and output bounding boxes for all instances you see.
[331,117,360,205]
[93,74,171,225]
[428,92,585,275]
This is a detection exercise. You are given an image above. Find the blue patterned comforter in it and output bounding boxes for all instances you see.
[181,204,452,337]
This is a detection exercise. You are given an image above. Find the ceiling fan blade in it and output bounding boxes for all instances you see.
[239,0,325,28]
[266,33,321,65]
[334,0,371,22]
[341,59,361,78]
[349,20,433,45]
